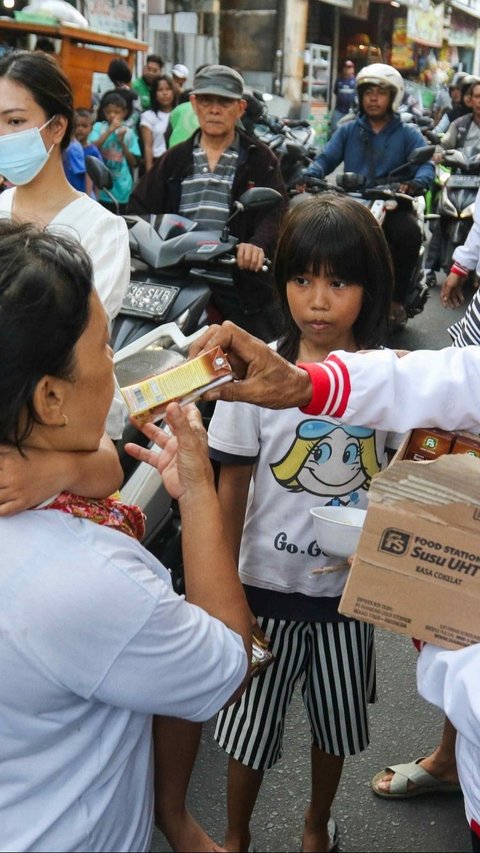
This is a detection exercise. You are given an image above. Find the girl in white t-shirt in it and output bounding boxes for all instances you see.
[140,74,177,171]
[208,194,399,853]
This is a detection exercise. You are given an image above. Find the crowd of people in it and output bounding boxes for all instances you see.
[0,40,480,853]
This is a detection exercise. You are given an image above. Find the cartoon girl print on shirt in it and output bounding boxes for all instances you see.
[270,419,381,506]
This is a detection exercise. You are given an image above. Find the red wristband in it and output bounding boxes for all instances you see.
[450,263,469,278]
[298,356,351,417]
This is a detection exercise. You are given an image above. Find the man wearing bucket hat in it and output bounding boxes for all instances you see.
[128,64,287,342]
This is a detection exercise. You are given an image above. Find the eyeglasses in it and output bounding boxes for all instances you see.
[194,94,238,108]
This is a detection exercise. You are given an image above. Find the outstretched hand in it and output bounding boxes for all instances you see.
[188,321,313,409]
[124,403,213,501]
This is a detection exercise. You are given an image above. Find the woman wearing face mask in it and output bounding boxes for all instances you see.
[0,50,129,323]
[0,50,130,514]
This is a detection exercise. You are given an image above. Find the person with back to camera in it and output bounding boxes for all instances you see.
[208,195,401,853]
[128,63,288,343]
[0,49,130,509]
[0,219,252,853]
[298,63,435,330]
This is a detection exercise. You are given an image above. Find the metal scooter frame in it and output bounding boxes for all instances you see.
[114,323,208,546]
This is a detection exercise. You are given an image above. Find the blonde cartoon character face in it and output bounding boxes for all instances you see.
[270,419,381,500]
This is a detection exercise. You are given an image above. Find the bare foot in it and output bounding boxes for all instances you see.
[223,831,253,852]
[156,806,225,852]
[374,754,459,795]
[302,815,337,853]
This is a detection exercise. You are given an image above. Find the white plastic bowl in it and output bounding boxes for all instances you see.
[310,505,367,558]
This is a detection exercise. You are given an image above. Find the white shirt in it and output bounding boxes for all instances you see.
[0,509,247,852]
[309,347,480,434]
[0,189,130,438]
[0,189,129,322]
[417,643,480,830]
[209,399,401,598]
[139,109,170,158]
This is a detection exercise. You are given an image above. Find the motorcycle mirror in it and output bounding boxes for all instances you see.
[85,154,113,190]
[407,145,436,165]
[234,187,283,212]
[337,172,366,191]
[387,144,435,183]
[221,187,282,242]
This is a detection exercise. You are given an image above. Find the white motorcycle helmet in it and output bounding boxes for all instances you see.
[355,63,405,112]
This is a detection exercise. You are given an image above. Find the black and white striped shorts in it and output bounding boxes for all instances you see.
[214,616,376,770]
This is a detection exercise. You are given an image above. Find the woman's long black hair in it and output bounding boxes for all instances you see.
[0,221,93,448]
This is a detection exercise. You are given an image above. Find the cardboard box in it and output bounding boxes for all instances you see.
[120,346,233,427]
[339,434,480,649]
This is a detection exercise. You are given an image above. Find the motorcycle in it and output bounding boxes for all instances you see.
[242,91,316,187]
[85,155,281,351]
[113,321,208,592]
[433,146,480,274]
[293,145,437,326]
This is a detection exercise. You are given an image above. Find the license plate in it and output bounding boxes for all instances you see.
[448,174,480,188]
[121,281,180,320]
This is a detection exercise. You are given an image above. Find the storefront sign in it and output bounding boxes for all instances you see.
[86,0,137,38]
[406,2,444,48]
[390,17,415,71]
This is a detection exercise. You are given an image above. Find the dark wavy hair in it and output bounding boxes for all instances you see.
[149,74,178,112]
[274,193,393,363]
[0,221,93,448]
[0,50,74,151]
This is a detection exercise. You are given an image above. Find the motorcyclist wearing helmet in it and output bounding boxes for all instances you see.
[299,63,435,327]
[439,76,480,151]
[435,70,469,134]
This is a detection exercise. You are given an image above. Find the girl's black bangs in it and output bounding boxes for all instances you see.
[285,216,369,285]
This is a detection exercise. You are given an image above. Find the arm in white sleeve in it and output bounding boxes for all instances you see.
[440,122,458,151]
[452,188,480,273]
[300,347,480,432]
[417,643,480,750]
[82,214,130,321]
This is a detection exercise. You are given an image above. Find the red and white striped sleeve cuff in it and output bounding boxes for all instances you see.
[298,355,351,417]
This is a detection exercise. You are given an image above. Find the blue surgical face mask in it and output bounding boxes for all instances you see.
[0,116,56,185]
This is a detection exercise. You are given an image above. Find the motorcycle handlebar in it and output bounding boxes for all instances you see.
[218,255,272,273]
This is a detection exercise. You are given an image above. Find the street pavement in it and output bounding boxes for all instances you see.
[151,279,473,853]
